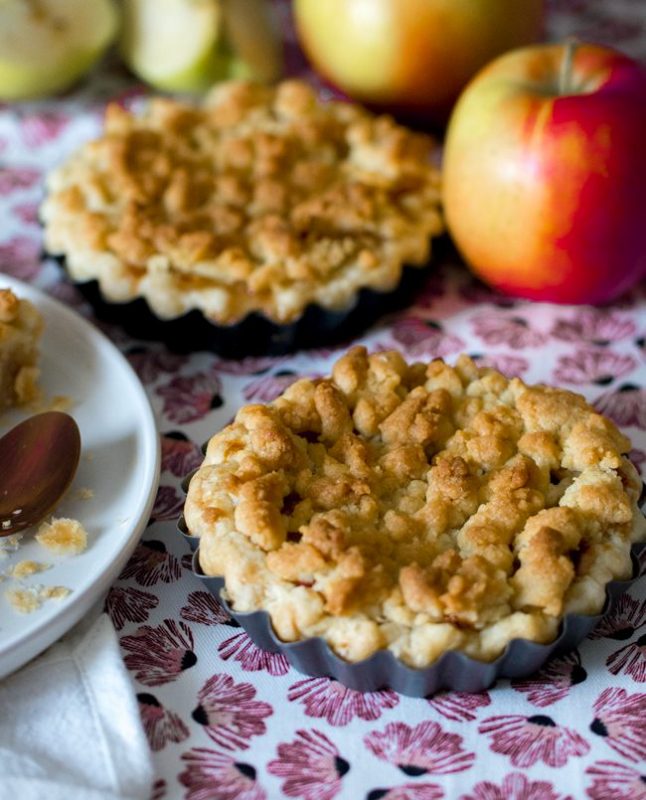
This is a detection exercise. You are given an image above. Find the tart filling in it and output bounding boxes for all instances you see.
[185,347,646,667]
[41,80,443,326]
[0,288,43,413]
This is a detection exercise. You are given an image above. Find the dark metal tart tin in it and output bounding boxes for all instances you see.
[50,254,431,357]
[177,371,646,696]
[177,515,199,553]
[177,513,644,696]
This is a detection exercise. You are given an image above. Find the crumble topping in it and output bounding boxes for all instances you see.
[35,517,88,556]
[184,346,645,666]
[0,289,19,324]
[41,80,443,325]
[0,288,43,412]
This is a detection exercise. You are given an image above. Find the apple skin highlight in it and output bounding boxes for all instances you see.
[443,43,646,305]
[294,0,544,123]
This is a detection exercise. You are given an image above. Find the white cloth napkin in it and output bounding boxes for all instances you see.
[0,611,154,800]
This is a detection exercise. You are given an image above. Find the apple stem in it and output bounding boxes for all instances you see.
[558,39,577,95]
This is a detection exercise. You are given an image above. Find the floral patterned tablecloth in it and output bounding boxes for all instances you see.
[1,2,646,798]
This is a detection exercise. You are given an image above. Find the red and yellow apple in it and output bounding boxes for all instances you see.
[443,42,646,304]
[293,0,544,122]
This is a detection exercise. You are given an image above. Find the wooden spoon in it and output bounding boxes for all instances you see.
[0,411,81,535]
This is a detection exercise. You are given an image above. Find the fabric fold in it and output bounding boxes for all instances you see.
[0,612,153,800]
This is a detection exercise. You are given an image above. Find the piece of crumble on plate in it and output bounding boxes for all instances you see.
[7,560,51,579]
[35,517,88,556]
[0,288,43,413]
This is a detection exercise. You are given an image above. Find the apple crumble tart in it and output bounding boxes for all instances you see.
[184,346,646,667]
[0,288,43,413]
[41,79,442,327]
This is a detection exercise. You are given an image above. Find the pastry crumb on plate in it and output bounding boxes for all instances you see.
[36,517,88,556]
[8,560,51,579]
[5,587,41,614]
[5,584,72,613]
[39,585,71,601]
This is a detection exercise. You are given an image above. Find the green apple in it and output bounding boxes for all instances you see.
[0,0,119,101]
[221,0,283,83]
[120,0,282,93]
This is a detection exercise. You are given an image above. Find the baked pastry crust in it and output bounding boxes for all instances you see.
[184,347,646,667]
[41,80,443,326]
[0,288,43,413]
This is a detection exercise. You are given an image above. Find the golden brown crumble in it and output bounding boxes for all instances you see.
[0,288,43,413]
[8,560,51,579]
[5,584,71,613]
[39,585,71,601]
[0,289,19,323]
[5,587,41,614]
[41,80,443,325]
[1,515,87,616]
[35,517,88,555]
[184,347,646,666]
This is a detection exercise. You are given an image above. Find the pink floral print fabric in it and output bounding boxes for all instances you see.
[1,1,645,796]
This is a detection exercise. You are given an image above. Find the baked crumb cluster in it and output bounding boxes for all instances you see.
[2,519,88,614]
[185,347,646,666]
[5,585,71,614]
[0,288,43,413]
[35,517,88,556]
[41,80,443,324]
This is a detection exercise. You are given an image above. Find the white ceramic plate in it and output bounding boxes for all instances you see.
[0,276,160,679]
